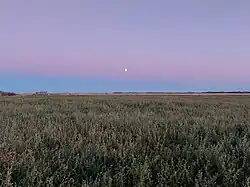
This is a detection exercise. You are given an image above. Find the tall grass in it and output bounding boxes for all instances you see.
[0,95,250,186]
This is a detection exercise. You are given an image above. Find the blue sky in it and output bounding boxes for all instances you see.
[1,73,249,93]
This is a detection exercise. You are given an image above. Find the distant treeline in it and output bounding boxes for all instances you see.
[0,91,17,96]
[112,91,250,94]
[203,91,250,94]
[1,91,250,96]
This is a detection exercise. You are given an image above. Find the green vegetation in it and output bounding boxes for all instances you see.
[0,95,250,186]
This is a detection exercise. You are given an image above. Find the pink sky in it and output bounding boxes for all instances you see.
[0,0,250,83]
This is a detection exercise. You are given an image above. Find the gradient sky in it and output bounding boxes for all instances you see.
[0,0,250,93]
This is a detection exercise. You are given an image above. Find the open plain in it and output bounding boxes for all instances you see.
[0,95,250,186]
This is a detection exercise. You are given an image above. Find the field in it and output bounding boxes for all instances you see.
[0,95,250,186]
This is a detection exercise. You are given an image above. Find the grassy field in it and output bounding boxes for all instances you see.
[0,95,250,186]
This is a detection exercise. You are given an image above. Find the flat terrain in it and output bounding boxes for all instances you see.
[18,93,250,97]
[0,95,250,186]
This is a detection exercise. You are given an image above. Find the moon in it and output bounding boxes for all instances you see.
[124,68,128,72]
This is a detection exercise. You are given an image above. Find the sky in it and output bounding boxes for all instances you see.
[0,0,250,93]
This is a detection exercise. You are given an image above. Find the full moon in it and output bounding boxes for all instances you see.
[124,68,128,72]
